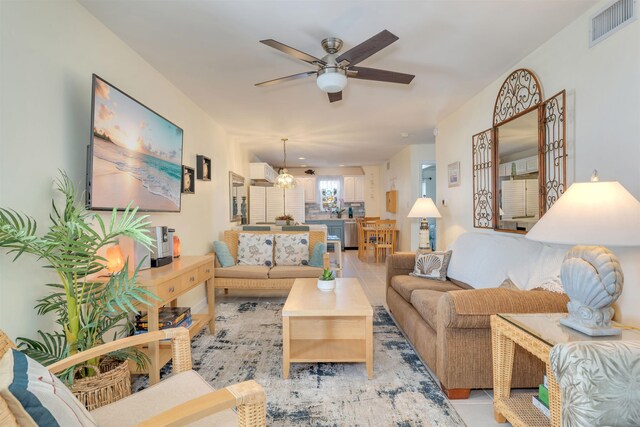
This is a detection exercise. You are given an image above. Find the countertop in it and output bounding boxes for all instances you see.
[305,217,361,222]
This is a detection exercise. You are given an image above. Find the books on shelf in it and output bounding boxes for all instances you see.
[532,394,550,418]
[533,375,550,418]
[134,314,192,335]
[135,307,192,332]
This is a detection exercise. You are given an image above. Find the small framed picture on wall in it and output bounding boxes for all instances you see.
[196,155,211,181]
[182,165,195,194]
[448,161,460,187]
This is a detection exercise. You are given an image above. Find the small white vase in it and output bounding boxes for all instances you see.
[317,279,336,292]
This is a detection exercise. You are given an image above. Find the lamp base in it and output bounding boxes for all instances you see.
[418,218,430,251]
[559,316,621,336]
[560,245,624,337]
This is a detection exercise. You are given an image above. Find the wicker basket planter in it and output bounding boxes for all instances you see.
[70,358,131,411]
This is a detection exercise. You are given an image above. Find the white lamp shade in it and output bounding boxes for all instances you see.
[526,181,640,246]
[274,169,296,189]
[408,197,442,218]
[316,71,347,93]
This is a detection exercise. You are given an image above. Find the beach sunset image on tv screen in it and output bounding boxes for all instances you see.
[89,75,183,212]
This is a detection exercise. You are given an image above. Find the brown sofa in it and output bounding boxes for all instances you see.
[386,238,569,399]
[214,230,330,291]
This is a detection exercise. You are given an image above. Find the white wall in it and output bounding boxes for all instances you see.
[435,0,640,324]
[362,165,382,217]
[0,1,250,340]
[382,144,436,251]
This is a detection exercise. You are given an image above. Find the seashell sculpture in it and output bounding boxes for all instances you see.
[559,245,624,335]
[416,255,442,276]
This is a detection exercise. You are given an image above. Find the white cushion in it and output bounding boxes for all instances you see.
[446,232,569,290]
[90,370,236,427]
[0,348,97,426]
[274,233,310,266]
[237,233,274,267]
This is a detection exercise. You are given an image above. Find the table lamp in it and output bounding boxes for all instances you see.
[408,197,441,251]
[105,244,125,274]
[526,173,640,336]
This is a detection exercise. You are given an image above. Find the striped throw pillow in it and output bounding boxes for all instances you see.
[0,348,97,426]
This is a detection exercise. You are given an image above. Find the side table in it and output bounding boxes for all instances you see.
[490,313,640,427]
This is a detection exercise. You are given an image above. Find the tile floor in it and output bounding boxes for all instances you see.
[216,249,514,427]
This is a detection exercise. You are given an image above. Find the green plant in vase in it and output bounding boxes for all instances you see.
[0,171,156,384]
[317,268,336,292]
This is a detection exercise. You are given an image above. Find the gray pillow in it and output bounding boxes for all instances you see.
[410,250,452,281]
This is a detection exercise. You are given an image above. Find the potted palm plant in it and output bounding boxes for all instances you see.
[0,171,156,409]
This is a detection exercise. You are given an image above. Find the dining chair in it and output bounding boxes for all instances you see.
[374,220,396,262]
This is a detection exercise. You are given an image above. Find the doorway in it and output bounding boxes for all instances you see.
[420,162,436,250]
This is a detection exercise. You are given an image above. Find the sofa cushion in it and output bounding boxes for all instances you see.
[309,242,326,267]
[268,266,324,279]
[410,290,446,330]
[410,251,452,281]
[446,232,568,290]
[391,275,462,302]
[215,265,270,279]
[237,233,274,267]
[213,241,235,267]
[90,370,235,427]
[274,233,309,266]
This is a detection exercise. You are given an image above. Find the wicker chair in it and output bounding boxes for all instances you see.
[0,328,266,427]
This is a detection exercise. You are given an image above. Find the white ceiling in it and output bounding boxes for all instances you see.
[80,0,595,167]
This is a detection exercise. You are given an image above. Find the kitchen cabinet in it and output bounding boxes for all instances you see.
[249,162,278,183]
[343,175,365,202]
[499,155,538,177]
[305,219,345,248]
[294,177,316,203]
[501,179,538,218]
[386,190,397,213]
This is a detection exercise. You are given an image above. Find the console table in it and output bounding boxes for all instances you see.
[133,255,215,385]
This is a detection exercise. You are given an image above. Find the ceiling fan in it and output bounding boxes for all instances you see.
[255,30,415,103]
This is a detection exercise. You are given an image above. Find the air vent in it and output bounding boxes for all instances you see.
[590,0,637,47]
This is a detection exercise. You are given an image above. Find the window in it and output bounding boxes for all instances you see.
[317,177,341,211]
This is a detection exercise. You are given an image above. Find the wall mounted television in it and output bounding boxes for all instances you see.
[86,74,183,212]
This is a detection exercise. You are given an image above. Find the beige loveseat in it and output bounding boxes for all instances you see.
[214,230,330,291]
[386,232,569,399]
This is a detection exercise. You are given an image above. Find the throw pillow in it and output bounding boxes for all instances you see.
[531,277,566,294]
[499,278,519,289]
[275,233,310,266]
[237,233,274,267]
[410,250,452,281]
[0,349,97,426]
[213,241,235,267]
[309,242,326,268]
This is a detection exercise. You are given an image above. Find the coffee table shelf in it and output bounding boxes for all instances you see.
[290,339,367,362]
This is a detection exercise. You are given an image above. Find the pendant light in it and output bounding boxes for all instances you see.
[274,138,295,189]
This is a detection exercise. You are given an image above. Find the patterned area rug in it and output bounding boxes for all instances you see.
[134,301,465,426]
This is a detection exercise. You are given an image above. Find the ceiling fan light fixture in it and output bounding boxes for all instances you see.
[316,68,347,93]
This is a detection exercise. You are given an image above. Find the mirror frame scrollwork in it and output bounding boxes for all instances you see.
[472,68,566,233]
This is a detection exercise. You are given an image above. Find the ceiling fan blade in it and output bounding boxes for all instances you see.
[349,66,415,84]
[255,71,317,87]
[328,91,342,103]
[260,39,326,65]
[335,30,399,66]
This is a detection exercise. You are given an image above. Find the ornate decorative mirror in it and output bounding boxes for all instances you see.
[229,172,245,223]
[472,68,566,233]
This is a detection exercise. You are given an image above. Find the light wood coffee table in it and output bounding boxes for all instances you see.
[282,277,373,379]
